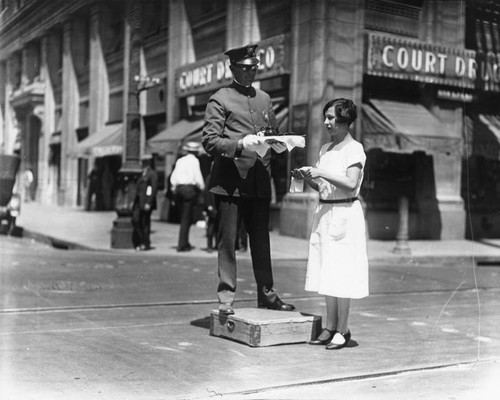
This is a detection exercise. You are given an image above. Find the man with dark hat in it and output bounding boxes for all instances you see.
[202,43,294,315]
[132,154,158,251]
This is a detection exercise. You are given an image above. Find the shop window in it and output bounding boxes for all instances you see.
[365,0,422,38]
[361,150,416,210]
[143,113,166,141]
[463,156,500,209]
[255,0,291,38]
[79,100,89,129]
[76,127,89,142]
[54,108,62,134]
[108,91,123,123]
[465,0,500,53]
[145,82,166,116]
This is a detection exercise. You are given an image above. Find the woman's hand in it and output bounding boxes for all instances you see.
[291,166,311,179]
[303,167,322,180]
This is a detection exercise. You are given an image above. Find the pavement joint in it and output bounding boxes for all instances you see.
[192,359,499,400]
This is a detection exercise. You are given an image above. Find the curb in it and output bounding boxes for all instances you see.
[21,228,94,251]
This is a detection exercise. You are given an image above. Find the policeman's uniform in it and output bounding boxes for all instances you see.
[202,44,294,313]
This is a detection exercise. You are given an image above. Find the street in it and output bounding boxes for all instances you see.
[0,234,499,399]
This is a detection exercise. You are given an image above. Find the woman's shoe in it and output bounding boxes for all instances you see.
[325,330,351,350]
[308,328,336,345]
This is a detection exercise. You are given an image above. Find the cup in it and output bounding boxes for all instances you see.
[290,177,304,193]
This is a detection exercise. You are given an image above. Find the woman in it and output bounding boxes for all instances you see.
[292,98,368,350]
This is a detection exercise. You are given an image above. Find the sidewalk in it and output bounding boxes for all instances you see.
[16,201,500,264]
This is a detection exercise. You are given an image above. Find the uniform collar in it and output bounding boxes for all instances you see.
[231,81,256,97]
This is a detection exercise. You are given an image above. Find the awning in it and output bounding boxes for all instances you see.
[464,114,500,160]
[147,119,203,155]
[362,99,462,155]
[72,123,123,158]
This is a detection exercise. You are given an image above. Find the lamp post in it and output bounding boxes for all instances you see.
[110,74,161,249]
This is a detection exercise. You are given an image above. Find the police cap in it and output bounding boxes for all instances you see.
[224,44,259,66]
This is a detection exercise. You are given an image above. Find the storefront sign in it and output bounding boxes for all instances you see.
[175,34,290,97]
[366,33,500,92]
[436,89,476,103]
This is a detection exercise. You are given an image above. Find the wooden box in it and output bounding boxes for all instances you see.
[210,308,322,347]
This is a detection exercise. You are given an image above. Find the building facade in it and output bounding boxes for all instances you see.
[1,0,499,239]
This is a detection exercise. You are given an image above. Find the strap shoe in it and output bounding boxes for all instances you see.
[325,330,351,350]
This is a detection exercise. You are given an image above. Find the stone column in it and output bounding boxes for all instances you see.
[159,0,195,221]
[110,0,143,249]
[61,20,80,206]
[38,35,54,204]
[226,0,260,48]
[3,59,17,154]
[420,0,465,239]
[166,0,194,127]
[280,0,365,238]
[122,0,143,171]
[89,3,109,135]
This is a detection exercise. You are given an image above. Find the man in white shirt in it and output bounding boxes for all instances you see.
[170,142,205,252]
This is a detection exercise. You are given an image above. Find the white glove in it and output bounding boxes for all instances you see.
[242,134,269,156]
[242,134,261,149]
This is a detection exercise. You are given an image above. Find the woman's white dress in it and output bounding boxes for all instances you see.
[304,135,369,299]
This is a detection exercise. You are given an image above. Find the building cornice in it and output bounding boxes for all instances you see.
[0,0,97,60]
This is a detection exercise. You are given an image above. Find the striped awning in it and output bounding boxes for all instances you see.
[72,123,123,158]
[362,100,462,155]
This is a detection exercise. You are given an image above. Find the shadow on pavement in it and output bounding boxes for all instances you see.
[190,316,211,330]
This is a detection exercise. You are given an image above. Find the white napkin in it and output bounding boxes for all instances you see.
[251,135,306,157]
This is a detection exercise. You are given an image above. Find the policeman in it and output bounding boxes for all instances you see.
[202,43,295,315]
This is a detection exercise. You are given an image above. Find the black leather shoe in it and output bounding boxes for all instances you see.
[258,297,295,311]
[325,330,351,350]
[177,245,193,252]
[308,328,336,345]
[218,303,234,315]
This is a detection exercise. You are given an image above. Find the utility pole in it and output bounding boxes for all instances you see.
[111,1,160,249]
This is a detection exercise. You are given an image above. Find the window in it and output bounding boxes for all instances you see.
[255,0,291,39]
[185,0,227,59]
[365,0,422,38]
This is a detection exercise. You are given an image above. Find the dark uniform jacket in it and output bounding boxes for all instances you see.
[202,82,278,198]
[135,167,158,210]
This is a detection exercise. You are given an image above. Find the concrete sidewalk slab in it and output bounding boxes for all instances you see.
[15,202,500,264]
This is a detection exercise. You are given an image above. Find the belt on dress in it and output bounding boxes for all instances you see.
[319,197,358,204]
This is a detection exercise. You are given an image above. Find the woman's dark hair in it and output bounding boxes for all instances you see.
[322,98,357,126]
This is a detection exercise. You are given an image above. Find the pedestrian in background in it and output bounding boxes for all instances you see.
[202,43,294,315]
[203,171,217,252]
[292,98,368,350]
[170,142,205,252]
[86,161,102,211]
[132,154,158,251]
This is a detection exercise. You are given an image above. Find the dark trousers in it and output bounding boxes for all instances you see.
[206,216,217,250]
[132,204,152,248]
[214,195,277,305]
[175,184,199,249]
